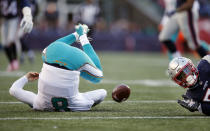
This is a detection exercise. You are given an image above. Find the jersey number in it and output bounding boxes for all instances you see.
[51,97,70,111]
[203,88,210,102]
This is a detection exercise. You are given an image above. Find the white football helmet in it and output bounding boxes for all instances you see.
[168,57,198,88]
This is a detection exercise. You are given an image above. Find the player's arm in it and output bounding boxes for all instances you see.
[198,55,210,73]
[54,32,79,45]
[10,72,39,89]
[9,72,38,107]
[176,0,194,12]
[9,72,39,94]
[177,94,200,112]
[178,96,210,115]
[20,0,33,33]
[202,55,210,64]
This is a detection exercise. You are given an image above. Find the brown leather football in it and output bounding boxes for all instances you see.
[112,84,130,102]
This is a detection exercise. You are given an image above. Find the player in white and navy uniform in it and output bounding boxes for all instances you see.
[0,0,33,71]
[9,24,107,112]
[159,0,208,59]
[168,55,210,115]
[18,0,38,64]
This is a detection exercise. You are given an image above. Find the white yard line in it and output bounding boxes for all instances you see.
[103,100,177,103]
[0,102,22,104]
[0,116,209,120]
[0,100,177,104]
[0,71,26,77]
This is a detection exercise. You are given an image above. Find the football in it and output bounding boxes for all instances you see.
[112,84,131,102]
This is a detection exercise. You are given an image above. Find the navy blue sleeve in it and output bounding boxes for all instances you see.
[197,59,210,75]
[201,102,210,116]
[19,0,31,9]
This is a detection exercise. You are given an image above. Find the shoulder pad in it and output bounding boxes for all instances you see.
[202,55,210,64]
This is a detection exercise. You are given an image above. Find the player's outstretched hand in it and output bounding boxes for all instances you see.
[20,14,33,33]
[177,95,199,112]
[75,24,89,37]
[26,72,39,82]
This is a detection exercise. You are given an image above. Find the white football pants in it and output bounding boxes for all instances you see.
[159,9,200,50]
[1,18,18,46]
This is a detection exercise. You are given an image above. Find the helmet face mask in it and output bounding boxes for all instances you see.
[168,57,198,88]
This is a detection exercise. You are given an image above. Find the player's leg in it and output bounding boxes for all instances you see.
[42,25,103,83]
[6,18,19,71]
[1,20,14,70]
[19,31,35,63]
[80,35,102,70]
[9,75,37,107]
[77,34,103,83]
[159,15,181,58]
[167,31,180,61]
[82,89,107,107]
[41,28,82,65]
[177,10,208,57]
[74,24,103,82]
[69,89,107,111]
[43,41,103,83]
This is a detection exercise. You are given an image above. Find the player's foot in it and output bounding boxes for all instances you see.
[172,51,181,59]
[12,60,19,71]
[20,53,25,64]
[27,50,35,63]
[6,62,13,72]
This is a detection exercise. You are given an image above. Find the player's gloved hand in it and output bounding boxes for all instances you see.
[166,11,176,17]
[177,94,200,112]
[20,7,33,33]
[20,15,33,33]
[75,24,89,37]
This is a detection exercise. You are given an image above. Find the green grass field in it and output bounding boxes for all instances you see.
[0,51,210,131]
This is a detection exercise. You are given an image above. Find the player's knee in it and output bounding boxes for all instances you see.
[158,33,164,42]
[100,89,107,99]
[159,33,170,42]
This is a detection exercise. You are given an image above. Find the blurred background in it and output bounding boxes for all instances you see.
[1,0,210,53]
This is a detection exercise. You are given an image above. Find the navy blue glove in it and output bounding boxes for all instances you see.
[177,95,200,112]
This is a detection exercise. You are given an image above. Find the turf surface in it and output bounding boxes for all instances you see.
[0,51,209,131]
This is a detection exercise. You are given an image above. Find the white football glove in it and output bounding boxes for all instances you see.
[82,24,89,34]
[20,7,33,33]
[74,24,90,46]
[75,24,89,37]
